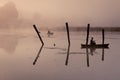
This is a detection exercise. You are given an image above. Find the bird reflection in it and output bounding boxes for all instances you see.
[33,44,44,65]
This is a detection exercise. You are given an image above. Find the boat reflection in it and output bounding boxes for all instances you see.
[59,47,108,67]
[33,44,107,66]
[33,44,44,65]
[85,47,107,67]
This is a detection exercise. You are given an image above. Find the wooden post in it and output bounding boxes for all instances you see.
[66,22,70,45]
[65,22,70,66]
[102,29,104,45]
[102,29,105,61]
[33,24,44,45]
[86,24,90,45]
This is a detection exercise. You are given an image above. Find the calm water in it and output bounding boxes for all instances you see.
[0,30,120,80]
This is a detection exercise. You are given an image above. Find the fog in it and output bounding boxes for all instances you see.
[0,0,120,28]
[0,2,18,28]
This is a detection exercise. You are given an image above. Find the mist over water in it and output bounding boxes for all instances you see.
[0,29,120,80]
[0,1,120,80]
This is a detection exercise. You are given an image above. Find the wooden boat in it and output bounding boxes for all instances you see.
[81,44,109,48]
[47,30,54,37]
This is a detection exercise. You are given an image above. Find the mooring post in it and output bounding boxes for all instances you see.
[66,22,70,45]
[102,29,105,61]
[86,24,90,45]
[33,24,44,45]
[102,29,104,45]
[65,22,70,66]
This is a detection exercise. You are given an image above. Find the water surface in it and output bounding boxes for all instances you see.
[0,30,120,80]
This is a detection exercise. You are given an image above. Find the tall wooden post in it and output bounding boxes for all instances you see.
[33,24,44,45]
[102,29,104,45]
[86,24,90,45]
[65,22,71,66]
[102,29,105,61]
[86,24,90,67]
[66,22,70,45]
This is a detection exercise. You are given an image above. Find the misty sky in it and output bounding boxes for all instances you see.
[0,0,120,28]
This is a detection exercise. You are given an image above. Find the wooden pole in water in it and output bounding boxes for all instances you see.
[65,22,70,66]
[86,24,90,45]
[66,22,70,45]
[33,24,44,45]
[102,29,104,45]
[102,29,105,61]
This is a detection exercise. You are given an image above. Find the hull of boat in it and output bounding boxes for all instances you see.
[81,44,109,48]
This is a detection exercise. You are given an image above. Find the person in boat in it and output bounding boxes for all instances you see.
[48,30,50,34]
[90,37,96,45]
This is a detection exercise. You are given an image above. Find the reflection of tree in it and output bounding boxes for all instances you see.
[0,35,19,54]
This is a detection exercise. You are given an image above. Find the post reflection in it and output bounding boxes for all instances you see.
[33,44,44,65]
[85,47,106,67]
[86,48,90,67]
[65,45,70,66]
[63,47,106,67]
[102,48,104,61]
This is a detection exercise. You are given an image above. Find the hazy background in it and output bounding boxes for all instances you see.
[0,0,120,29]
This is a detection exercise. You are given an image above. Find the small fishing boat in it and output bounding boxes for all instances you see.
[81,44,109,48]
[47,30,54,37]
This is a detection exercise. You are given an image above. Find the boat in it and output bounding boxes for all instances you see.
[81,44,109,48]
[47,30,54,37]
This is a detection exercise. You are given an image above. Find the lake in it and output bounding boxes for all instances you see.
[0,29,120,80]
